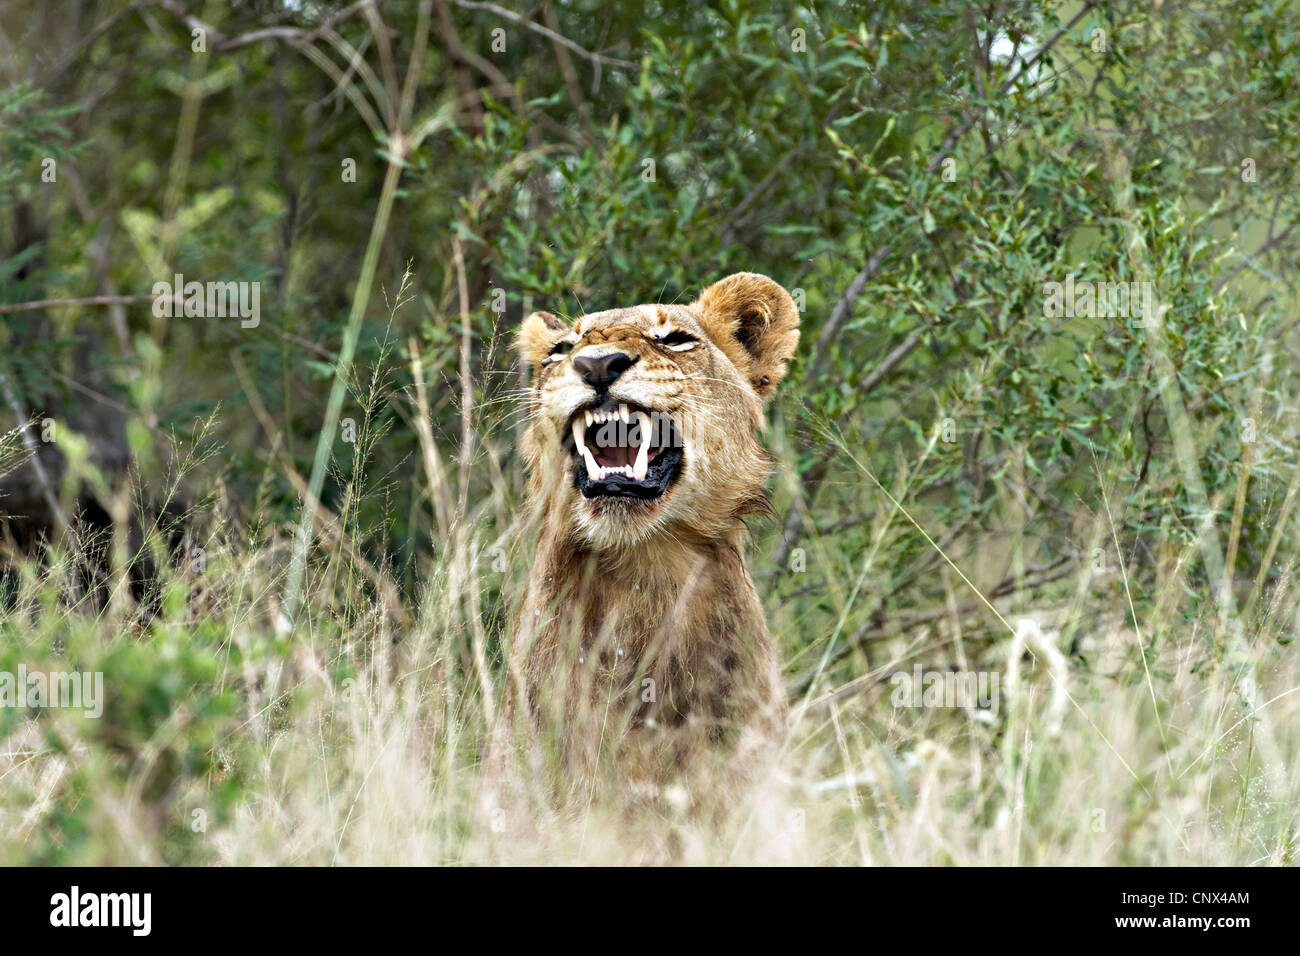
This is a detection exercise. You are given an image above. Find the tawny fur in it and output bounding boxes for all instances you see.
[500,273,799,822]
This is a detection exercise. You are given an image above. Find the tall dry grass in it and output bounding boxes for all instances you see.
[1,327,1296,866]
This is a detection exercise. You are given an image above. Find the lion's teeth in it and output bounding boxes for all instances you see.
[582,447,600,476]
[633,411,652,481]
[584,410,593,427]
[571,418,586,454]
[619,404,630,424]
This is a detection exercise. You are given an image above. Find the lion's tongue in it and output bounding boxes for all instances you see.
[594,445,633,468]
[593,439,662,469]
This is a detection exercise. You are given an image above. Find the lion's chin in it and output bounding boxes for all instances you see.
[568,488,681,551]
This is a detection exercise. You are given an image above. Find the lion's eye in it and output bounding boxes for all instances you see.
[657,330,697,352]
[544,340,574,364]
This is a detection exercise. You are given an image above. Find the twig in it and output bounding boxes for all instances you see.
[860,325,927,393]
[772,322,928,568]
[540,0,593,138]
[1213,218,1298,294]
[363,2,401,128]
[452,238,475,528]
[152,0,377,52]
[447,0,637,70]
[433,0,486,136]
[804,247,890,386]
[0,294,154,315]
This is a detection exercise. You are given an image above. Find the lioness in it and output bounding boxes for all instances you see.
[505,272,799,825]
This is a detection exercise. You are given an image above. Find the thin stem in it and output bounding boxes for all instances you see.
[278,150,405,635]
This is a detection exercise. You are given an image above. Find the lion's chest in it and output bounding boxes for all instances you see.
[524,565,771,742]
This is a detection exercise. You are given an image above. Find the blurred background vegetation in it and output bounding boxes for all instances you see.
[1,0,1298,864]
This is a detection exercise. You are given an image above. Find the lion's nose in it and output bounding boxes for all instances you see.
[572,351,638,391]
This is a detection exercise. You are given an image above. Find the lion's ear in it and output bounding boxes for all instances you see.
[517,310,572,372]
[691,272,800,401]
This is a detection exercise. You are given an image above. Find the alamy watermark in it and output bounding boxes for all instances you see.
[50,886,150,936]
[151,272,260,328]
[0,665,104,718]
[890,664,1000,717]
[1043,274,1160,326]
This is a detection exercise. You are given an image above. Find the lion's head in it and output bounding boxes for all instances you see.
[518,273,800,550]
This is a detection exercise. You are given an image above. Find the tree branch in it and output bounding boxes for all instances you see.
[448,0,637,70]
[152,0,378,52]
[0,295,155,315]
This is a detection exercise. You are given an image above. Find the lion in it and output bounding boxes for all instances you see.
[494,272,800,850]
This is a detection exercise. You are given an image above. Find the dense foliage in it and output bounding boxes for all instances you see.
[1,0,1297,864]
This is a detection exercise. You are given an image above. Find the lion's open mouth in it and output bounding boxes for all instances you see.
[565,403,684,501]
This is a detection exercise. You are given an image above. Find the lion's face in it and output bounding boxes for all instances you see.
[518,273,800,551]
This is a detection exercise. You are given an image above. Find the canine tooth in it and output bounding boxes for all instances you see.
[584,410,593,427]
[619,404,630,424]
[633,411,652,481]
[582,447,600,476]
